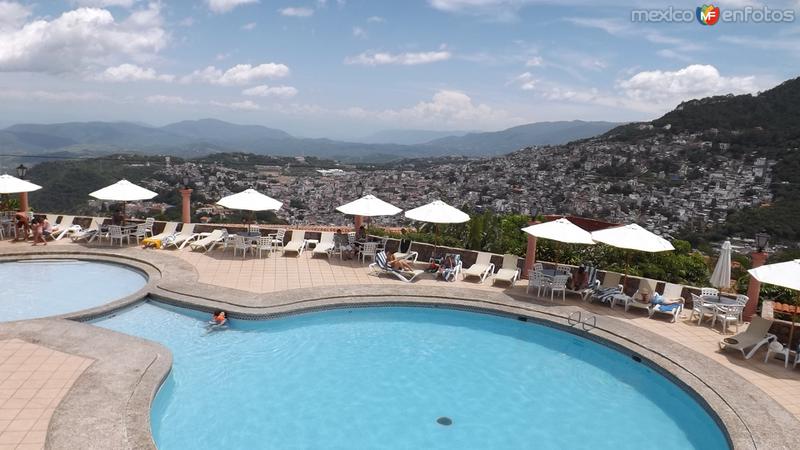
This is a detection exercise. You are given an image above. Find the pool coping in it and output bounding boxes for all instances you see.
[0,247,798,449]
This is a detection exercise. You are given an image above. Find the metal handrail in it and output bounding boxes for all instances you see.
[567,311,581,326]
[581,315,597,331]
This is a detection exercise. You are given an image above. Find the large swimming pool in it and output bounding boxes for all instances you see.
[0,259,147,321]
[96,302,729,450]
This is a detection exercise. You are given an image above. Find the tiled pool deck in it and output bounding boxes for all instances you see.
[1,237,800,448]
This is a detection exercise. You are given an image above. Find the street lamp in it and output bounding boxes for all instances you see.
[182,176,190,189]
[755,232,769,252]
[16,164,27,179]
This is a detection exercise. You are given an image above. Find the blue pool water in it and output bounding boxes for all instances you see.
[0,259,147,321]
[96,302,729,450]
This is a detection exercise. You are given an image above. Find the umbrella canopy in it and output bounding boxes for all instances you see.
[748,260,800,291]
[336,194,401,217]
[404,200,469,224]
[521,218,595,245]
[591,223,674,253]
[710,240,732,290]
[0,174,42,194]
[216,188,282,211]
[89,179,157,201]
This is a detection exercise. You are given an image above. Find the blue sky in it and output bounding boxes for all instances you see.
[0,0,797,138]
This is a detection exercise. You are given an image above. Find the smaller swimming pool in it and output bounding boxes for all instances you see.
[0,259,147,321]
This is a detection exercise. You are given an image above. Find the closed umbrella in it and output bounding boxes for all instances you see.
[404,200,469,251]
[0,174,42,194]
[710,240,732,291]
[749,260,800,348]
[591,223,675,286]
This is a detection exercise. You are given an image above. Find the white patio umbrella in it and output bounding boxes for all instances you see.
[709,240,732,291]
[336,194,401,217]
[405,200,469,250]
[0,174,42,194]
[749,260,800,346]
[217,188,282,211]
[521,218,595,245]
[591,223,675,286]
[89,179,157,201]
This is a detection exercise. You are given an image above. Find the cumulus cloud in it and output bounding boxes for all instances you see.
[0,1,31,30]
[95,63,174,82]
[428,0,528,20]
[211,99,261,110]
[69,0,138,7]
[206,0,258,14]
[182,63,290,86]
[279,7,314,17]
[618,64,759,103]
[365,90,517,128]
[0,2,167,73]
[345,50,451,66]
[511,72,536,90]
[145,95,197,105]
[242,84,298,98]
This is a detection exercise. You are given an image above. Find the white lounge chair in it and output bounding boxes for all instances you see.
[71,217,106,242]
[462,252,495,283]
[51,215,78,240]
[649,282,685,323]
[189,229,226,252]
[312,232,335,258]
[165,223,197,249]
[283,230,306,256]
[614,278,657,312]
[393,239,419,262]
[588,272,622,304]
[492,254,520,286]
[718,316,776,359]
[144,222,179,248]
[369,251,424,282]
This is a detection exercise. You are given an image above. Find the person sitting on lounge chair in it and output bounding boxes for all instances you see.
[567,266,588,291]
[438,254,459,281]
[649,292,682,308]
[387,252,414,272]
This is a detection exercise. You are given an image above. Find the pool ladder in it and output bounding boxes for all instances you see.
[567,311,597,331]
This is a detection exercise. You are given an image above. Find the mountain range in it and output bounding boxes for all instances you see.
[0,119,620,163]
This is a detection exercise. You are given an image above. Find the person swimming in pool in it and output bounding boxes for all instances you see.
[207,310,228,330]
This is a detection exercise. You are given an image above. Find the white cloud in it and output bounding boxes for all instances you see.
[525,56,542,67]
[0,2,167,73]
[368,89,518,128]
[345,50,451,66]
[279,7,314,17]
[211,99,261,110]
[95,63,174,82]
[0,1,31,31]
[0,88,109,102]
[182,63,290,86]
[428,0,527,21]
[617,64,759,104]
[241,22,257,30]
[366,16,385,23]
[69,0,138,7]
[511,72,537,90]
[206,0,258,14]
[352,26,366,38]
[242,84,298,98]
[145,95,197,105]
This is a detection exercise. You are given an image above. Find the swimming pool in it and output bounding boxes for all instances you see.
[96,302,729,450]
[0,259,147,321]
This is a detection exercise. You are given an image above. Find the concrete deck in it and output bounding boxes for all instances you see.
[0,237,799,449]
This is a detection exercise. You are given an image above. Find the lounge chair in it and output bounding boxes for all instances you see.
[369,251,424,282]
[588,272,623,304]
[52,215,78,240]
[312,232,335,257]
[718,316,776,359]
[71,217,106,242]
[462,252,496,283]
[165,223,197,249]
[189,229,226,252]
[492,254,520,286]
[613,278,657,313]
[436,254,462,281]
[649,283,685,323]
[141,222,179,249]
[393,239,419,262]
[283,230,306,256]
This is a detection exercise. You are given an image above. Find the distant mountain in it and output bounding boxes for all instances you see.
[0,118,621,162]
[426,121,621,154]
[357,129,471,145]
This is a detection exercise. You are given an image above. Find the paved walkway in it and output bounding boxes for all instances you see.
[1,237,800,435]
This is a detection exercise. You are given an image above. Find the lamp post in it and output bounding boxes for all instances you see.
[354,181,365,231]
[523,206,540,279]
[744,231,770,321]
[16,164,28,213]
[179,176,192,224]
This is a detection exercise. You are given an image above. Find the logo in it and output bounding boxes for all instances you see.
[697,4,720,25]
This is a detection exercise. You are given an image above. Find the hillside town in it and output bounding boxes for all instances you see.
[143,127,775,238]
